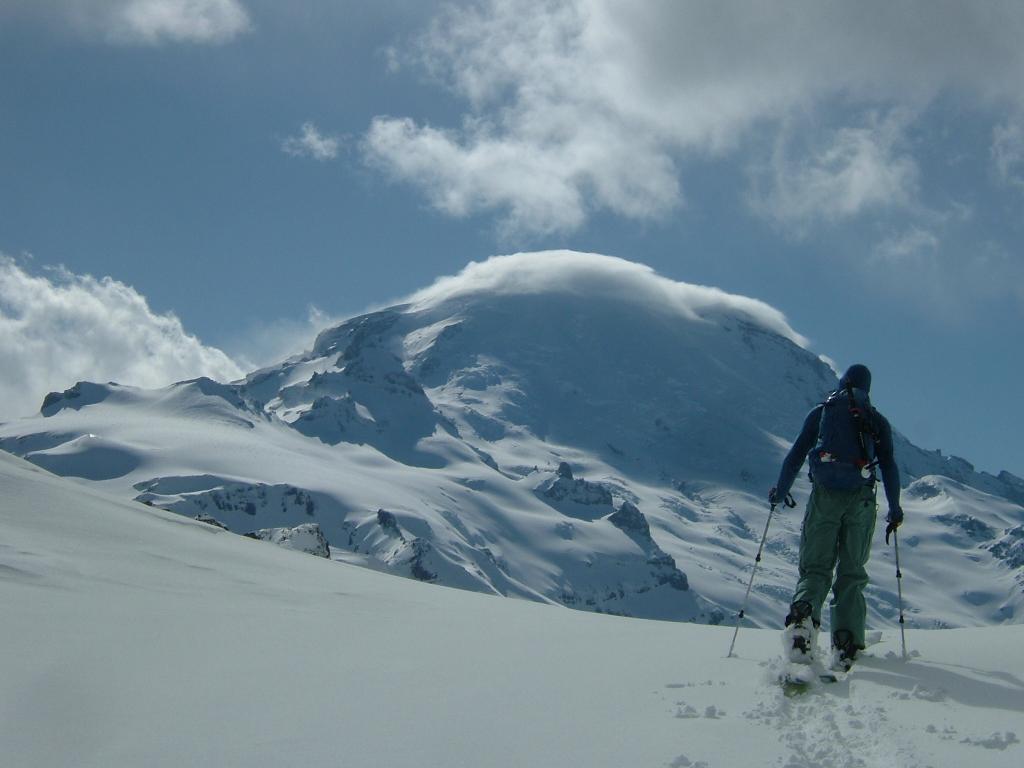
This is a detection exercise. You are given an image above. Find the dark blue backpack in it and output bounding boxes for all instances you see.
[808,386,879,490]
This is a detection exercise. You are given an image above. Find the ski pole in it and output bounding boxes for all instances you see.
[727,494,793,658]
[893,529,908,661]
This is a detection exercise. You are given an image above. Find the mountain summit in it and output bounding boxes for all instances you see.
[3,251,1022,626]
[251,250,834,489]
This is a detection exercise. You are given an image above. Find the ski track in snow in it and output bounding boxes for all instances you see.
[659,645,1023,768]
[665,666,919,768]
[749,670,919,768]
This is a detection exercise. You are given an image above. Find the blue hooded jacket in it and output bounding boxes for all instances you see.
[773,364,901,515]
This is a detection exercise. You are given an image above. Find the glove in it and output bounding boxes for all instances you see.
[768,488,796,509]
[885,505,904,545]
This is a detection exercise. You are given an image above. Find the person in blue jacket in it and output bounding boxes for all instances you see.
[769,363,903,670]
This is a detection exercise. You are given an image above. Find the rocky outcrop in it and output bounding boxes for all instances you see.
[368,510,438,581]
[935,512,997,543]
[609,501,689,592]
[996,471,1024,507]
[338,509,441,583]
[245,523,330,558]
[537,463,614,519]
[608,500,651,538]
[376,508,402,536]
[988,526,1024,571]
[134,478,321,521]
[41,382,113,416]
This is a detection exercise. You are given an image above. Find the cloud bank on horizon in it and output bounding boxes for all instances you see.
[364,0,1024,238]
[0,255,244,420]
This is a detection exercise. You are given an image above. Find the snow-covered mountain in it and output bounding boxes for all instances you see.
[3,448,1021,768]
[2,251,1022,629]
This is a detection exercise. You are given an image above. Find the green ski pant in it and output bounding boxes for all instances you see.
[791,484,877,648]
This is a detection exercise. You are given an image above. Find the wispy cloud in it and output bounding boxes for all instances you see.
[750,111,919,229]
[2,0,252,45]
[873,226,940,262]
[282,122,342,162]
[226,305,342,372]
[992,118,1024,188]
[0,254,244,420]
[365,0,1024,235]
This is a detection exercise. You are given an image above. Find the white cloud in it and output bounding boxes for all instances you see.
[365,117,612,236]
[2,0,252,45]
[873,226,940,262]
[750,112,920,228]
[0,255,245,420]
[365,0,1024,235]
[109,0,251,44]
[282,123,342,162]
[992,119,1024,187]
[406,249,809,348]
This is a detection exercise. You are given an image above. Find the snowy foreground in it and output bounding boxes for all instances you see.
[2,451,1021,768]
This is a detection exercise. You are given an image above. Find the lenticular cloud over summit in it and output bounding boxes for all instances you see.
[406,250,810,348]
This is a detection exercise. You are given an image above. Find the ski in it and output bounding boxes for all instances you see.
[780,671,842,694]
[778,657,848,694]
[779,661,815,695]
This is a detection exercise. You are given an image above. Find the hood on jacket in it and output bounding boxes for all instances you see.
[839,363,872,393]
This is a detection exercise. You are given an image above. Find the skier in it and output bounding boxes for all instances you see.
[769,363,903,672]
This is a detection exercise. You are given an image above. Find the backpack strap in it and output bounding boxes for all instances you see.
[844,384,879,479]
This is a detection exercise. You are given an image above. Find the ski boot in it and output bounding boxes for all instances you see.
[831,629,858,673]
[782,601,819,664]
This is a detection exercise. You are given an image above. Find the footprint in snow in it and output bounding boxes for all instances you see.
[674,704,700,719]
[959,732,1019,750]
[756,679,926,768]
[910,685,946,702]
[926,724,960,740]
[668,755,709,768]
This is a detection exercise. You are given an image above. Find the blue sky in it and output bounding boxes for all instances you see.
[1,0,1023,477]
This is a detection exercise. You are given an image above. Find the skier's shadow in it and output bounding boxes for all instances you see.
[851,656,1024,713]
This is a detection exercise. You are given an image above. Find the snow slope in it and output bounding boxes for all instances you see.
[1,451,1021,768]
[2,251,1022,629]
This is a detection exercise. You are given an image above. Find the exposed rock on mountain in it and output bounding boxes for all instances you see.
[246,523,331,558]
